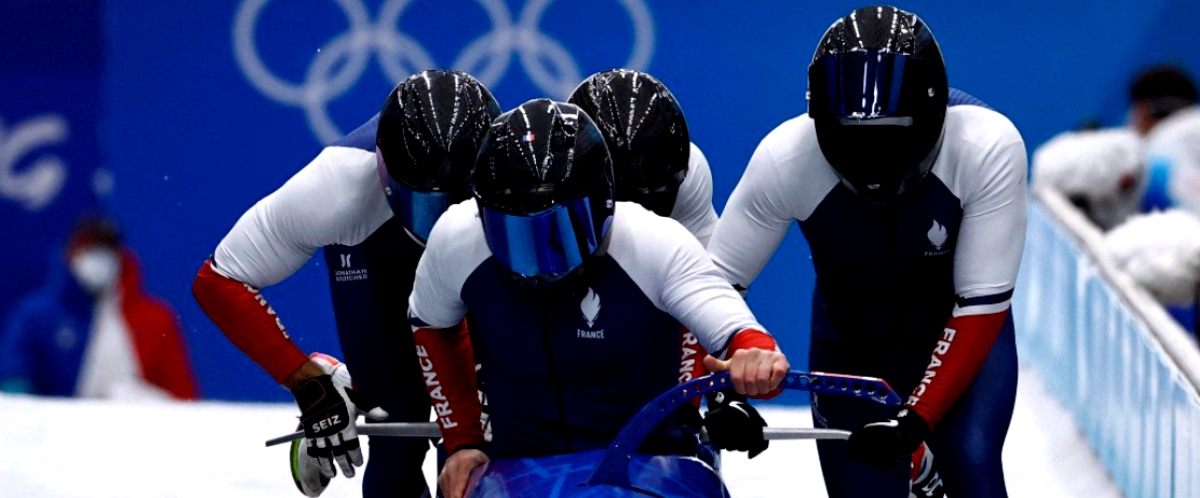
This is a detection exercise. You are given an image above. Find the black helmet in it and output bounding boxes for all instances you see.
[376,70,501,245]
[568,69,689,217]
[474,99,615,290]
[807,6,948,204]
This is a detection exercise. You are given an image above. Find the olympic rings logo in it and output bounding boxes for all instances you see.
[233,0,655,144]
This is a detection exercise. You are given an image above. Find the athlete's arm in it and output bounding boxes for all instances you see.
[192,140,392,384]
[407,202,487,454]
[616,206,788,396]
[669,143,720,248]
[906,130,1028,430]
[708,120,817,291]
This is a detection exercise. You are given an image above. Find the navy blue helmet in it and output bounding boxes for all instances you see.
[569,69,690,217]
[473,99,615,290]
[376,70,501,245]
[808,6,948,204]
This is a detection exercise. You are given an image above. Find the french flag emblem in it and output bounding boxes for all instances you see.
[521,131,536,142]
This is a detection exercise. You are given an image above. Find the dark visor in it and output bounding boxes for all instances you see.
[384,176,450,245]
[810,50,926,120]
[480,195,606,279]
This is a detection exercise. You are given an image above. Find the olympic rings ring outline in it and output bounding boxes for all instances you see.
[233,0,655,143]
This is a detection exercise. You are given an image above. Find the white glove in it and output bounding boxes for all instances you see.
[289,353,388,481]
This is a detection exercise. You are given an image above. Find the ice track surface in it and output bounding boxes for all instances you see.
[0,367,1123,497]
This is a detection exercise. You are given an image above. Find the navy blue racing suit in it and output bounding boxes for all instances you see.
[407,201,774,460]
[710,90,1026,497]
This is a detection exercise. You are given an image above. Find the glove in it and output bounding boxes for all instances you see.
[910,442,945,498]
[847,408,930,470]
[702,391,769,458]
[290,353,388,481]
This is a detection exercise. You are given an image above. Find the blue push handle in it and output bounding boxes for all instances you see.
[584,370,901,489]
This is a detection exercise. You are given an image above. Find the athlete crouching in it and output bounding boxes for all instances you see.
[408,99,789,498]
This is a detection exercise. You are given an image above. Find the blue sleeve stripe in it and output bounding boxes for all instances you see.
[947,88,993,110]
[956,289,1014,308]
[330,113,380,152]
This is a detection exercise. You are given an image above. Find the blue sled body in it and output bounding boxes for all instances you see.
[471,450,728,497]
[464,371,900,497]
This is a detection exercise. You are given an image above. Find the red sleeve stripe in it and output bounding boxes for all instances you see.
[413,320,483,454]
[906,310,1007,429]
[191,260,308,383]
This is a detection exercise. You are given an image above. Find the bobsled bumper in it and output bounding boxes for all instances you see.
[470,449,729,498]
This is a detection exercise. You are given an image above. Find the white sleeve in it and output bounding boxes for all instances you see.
[668,143,719,247]
[708,117,836,290]
[610,203,765,357]
[211,146,392,288]
[952,127,1028,315]
[407,201,491,329]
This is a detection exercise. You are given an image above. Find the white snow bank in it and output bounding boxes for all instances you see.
[0,366,1122,497]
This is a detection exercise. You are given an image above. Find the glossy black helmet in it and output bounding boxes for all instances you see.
[474,99,615,290]
[376,70,501,245]
[807,6,948,204]
[568,69,689,217]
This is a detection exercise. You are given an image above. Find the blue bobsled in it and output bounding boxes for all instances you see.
[464,370,901,497]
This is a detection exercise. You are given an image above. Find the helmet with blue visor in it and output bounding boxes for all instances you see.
[473,99,615,290]
[568,69,690,217]
[376,70,501,246]
[807,6,948,204]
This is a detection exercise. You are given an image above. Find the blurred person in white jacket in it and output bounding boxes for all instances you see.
[1032,66,1198,229]
[1104,209,1200,334]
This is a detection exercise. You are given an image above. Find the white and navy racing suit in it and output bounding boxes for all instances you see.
[407,201,778,459]
[193,116,432,497]
[709,90,1026,497]
[192,115,722,493]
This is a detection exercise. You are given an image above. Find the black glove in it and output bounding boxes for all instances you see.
[292,373,386,479]
[703,391,769,458]
[847,408,930,469]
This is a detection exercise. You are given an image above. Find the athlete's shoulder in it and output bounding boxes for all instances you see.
[423,200,490,270]
[756,115,825,166]
[936,105,1026,201]
[944,105,1023,152]
[614,201,692,240]
[735,115,839,222]
[612,200,709,263]
[427,200,486,247]
[329,114,379,152]
[688,142,710,172]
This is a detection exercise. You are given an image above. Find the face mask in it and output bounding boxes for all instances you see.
[70,248,120,294]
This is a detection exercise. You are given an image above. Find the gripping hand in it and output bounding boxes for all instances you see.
[847,408,929,470]
[703,391,769,458]
[290,354,388,479]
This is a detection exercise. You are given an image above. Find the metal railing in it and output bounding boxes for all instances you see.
[1013,187,1200,498]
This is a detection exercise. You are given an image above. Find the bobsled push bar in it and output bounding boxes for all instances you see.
[265,423,850,448]
[265,370,897,449]
[584,370,900,488]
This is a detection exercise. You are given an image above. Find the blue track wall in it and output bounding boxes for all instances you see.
[3,0,1200,401]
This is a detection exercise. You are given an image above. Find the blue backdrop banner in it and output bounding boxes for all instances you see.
[4,0,1200,401]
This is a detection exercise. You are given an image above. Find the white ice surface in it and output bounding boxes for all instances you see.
[0,366,1123,497]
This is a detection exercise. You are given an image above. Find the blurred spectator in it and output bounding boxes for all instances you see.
[1032,65,1199,230]
[0,215,198,399]
[1138,67,1200,215]
[1032,127,1143,230]
[1104,209,1200,335]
